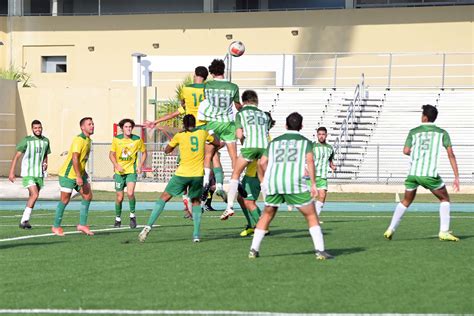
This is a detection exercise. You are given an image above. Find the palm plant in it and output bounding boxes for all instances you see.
[155,75,193,128]
[0,65,33,87]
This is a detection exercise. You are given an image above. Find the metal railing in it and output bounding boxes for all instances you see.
[333,75,365,166]
[148,52,474,92]
[88,143,473,184]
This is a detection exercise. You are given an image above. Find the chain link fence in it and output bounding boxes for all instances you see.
[88,143,473,185]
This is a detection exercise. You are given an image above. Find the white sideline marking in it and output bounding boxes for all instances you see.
[0,310,453,315]
[0,226,145,243]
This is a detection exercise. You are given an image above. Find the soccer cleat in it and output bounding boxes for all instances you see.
[216,189,228,203]
[248,248,259,259]
[220,208,235,220]
[193,237,200,243]
[439,231,460,242]
[315,250,334,260]
[19,221,32,229]
[138,226,151,242]
[114,219,121,228]
[265,230,271,236]
[77,225,94,236]
[183,210,193,220]
[237,182,248,198]
[202,203,217,212]
[384,229,394,240]
[129,217,137,229]
[51,226,65,236]
[200,184,211,202]
[240,226,255,237]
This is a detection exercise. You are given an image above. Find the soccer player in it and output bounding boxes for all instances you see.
[239,159,261,237]
[199,59,242,199]
[248,112,333,260]
[312,126,336,218]
[138,115,220,243]
[8,120,51,229]
[384,104,460,241]
[223,90,270,220]
[109,118,147,228]
[145,66,208,129]
[52,117,95,236]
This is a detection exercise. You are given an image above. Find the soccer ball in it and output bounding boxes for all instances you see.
[229,41,245,57]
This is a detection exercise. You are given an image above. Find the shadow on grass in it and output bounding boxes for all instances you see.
[0,240,66,250]
[266,247,366,258]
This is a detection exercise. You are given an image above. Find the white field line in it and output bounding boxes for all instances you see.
[0,310,454,316]
[0,214,473,219]
[0,226,153,243]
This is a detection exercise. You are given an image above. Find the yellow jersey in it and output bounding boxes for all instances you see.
[245,159,258,178]
[179,83,206,126]
[110,134,146,175]
[169,129,214,177]
[59,133,91,179]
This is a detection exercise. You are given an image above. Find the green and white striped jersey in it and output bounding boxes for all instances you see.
[235,105,270,149]
[313,142,334,179]
[263,131,313,195]
[16,135,51,177]
[405,123,451,177]
[202,79,240,123]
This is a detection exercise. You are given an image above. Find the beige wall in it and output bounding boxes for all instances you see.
[4,6,473,174]
[0,79,18,176]
[0,17,7,69]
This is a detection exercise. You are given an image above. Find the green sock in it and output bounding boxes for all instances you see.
[249,207,260,226]
[241,207,253,227]
[213,167,224,186]
[147,199,166,227]
[54,202,66,228]
[115,203,122,218]
[192,205,202,238]
[79,200,91,226]
[129,198,136,214]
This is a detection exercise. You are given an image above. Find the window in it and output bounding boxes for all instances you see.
[0,0,7,15]
[41,56,67,73]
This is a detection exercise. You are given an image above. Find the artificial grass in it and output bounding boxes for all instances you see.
[0,210,472,314]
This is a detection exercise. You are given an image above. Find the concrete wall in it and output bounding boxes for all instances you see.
[0,79,18,176]
[3,6,472,173]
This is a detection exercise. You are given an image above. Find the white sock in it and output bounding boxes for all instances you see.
[388,203,408,231]
[439,201,450,232]
[115,216,121,222]
[21,207,32,223]
[203,168,211,186]
[227,179,239,209]
[316,201,324,216]
[250,228,266,252]
[216,183,224,192]
[129,213,136,218]
[309,225,325,251]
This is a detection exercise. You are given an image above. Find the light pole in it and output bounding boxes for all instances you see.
[132,53,147,123]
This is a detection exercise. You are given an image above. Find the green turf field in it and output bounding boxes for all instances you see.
[0,209,472,314]
[83,190,474,203]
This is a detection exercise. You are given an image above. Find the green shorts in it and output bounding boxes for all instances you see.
[59,175,89,193]
[405,175,445,191]
[165,175,203,199]
[22,176,44,189]
[240,148,265,161]
[242,175,261,201]
[114,173,138,192]
[305,177,328,190]
[206,121,236,142]
[265,192,312,208]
